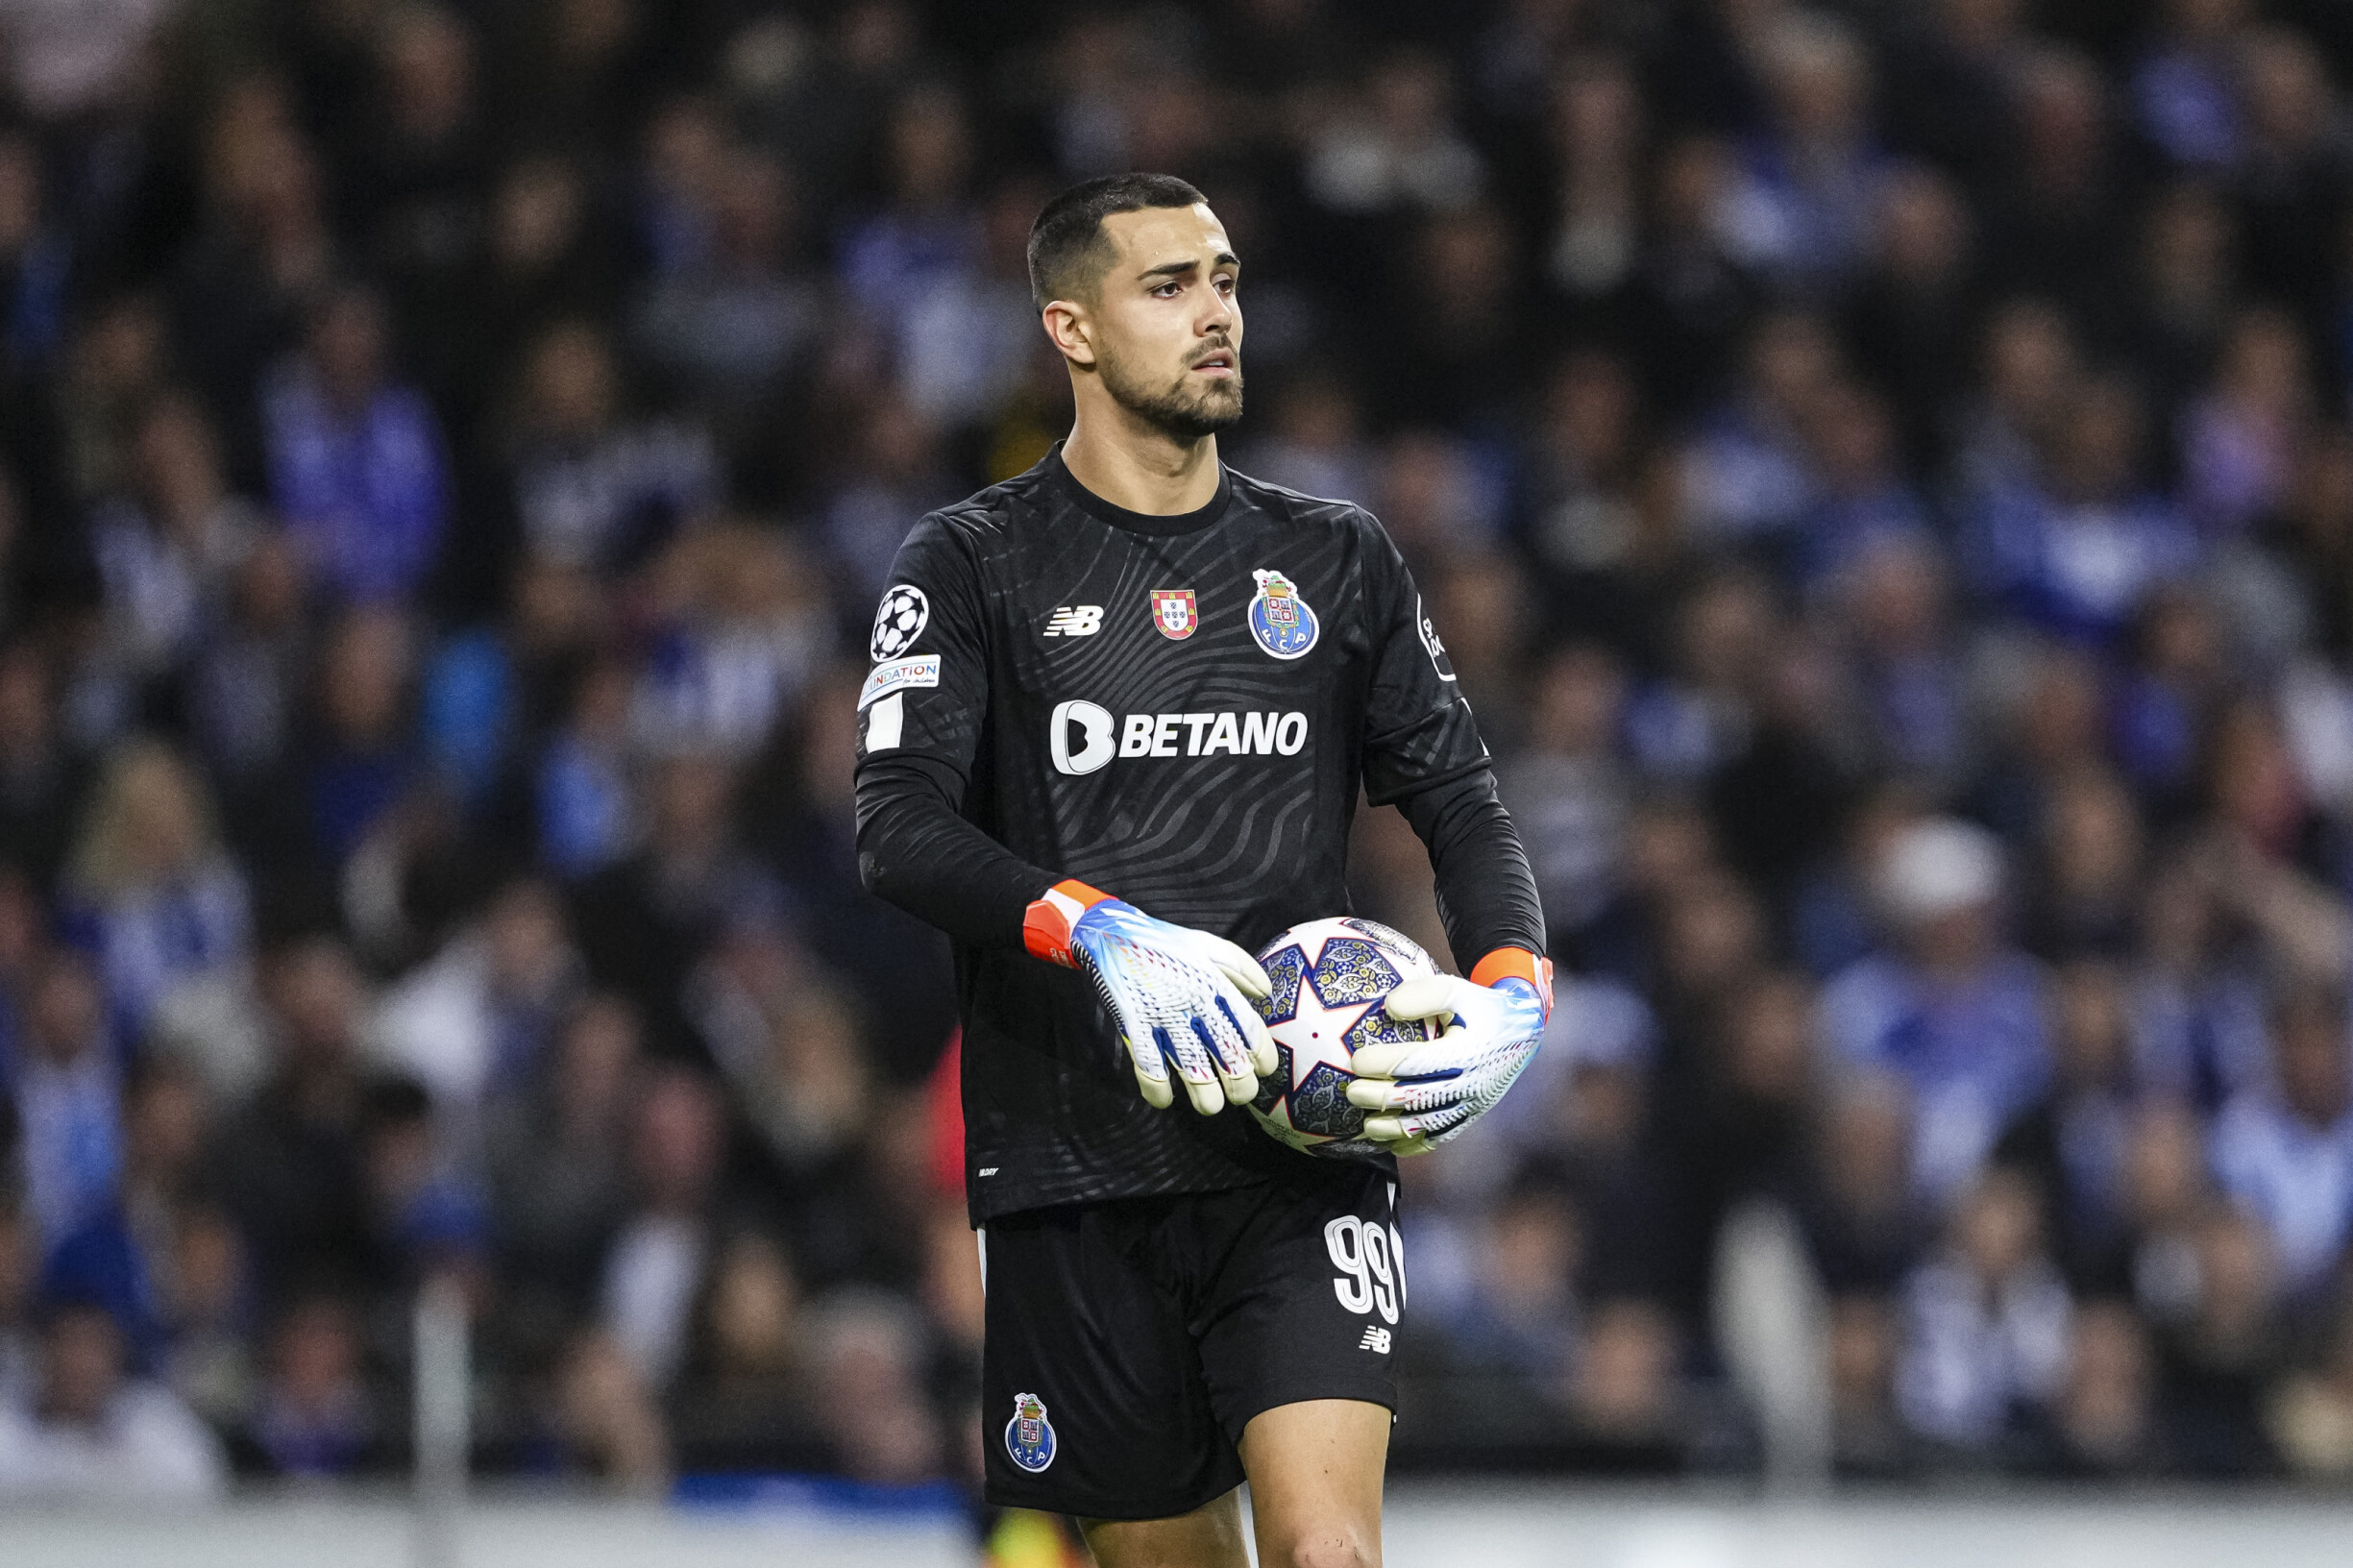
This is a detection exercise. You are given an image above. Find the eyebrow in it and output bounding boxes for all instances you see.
[1139,252,1241,282]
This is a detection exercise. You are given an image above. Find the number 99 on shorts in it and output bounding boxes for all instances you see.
[1324,1214,1404,1325]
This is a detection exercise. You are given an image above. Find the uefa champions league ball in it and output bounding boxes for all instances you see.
[1248,917,1443,1157]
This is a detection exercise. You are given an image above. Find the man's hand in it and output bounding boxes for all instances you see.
[1344,949,1552,1153]
[1024,880,1279,1114]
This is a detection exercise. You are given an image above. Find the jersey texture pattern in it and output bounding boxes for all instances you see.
[854,450,1537,1221]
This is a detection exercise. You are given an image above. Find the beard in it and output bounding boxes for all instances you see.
[1097,341,1244,442]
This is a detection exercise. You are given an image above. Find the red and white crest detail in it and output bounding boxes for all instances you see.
[1150,589,1197,640]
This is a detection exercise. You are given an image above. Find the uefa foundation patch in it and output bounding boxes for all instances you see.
[858,654,940,708]
[1005,1390,1058,1472]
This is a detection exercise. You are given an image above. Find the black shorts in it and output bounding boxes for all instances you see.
[978,1162,1404,1521]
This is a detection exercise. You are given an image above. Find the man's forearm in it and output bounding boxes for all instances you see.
[855,754,1054,949]
[1396,769,1548,970]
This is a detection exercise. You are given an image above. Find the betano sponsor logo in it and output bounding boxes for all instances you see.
[1049,701,1307,775]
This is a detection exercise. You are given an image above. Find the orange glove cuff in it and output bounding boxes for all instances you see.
[1471,946,1556,1017]
[1022,879,1113,967]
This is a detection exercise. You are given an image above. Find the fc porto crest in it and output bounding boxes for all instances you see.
[1004,1390,1058,1473]
[1150,588,1197,640]
[1247,569,1319,659]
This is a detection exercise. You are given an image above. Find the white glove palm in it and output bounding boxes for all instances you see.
[1067,898,1280,1115]
[1344,972,1548,1152]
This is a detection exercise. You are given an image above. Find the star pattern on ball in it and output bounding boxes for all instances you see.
[1281,971,1377,1090]
[1247,918,1437,1155]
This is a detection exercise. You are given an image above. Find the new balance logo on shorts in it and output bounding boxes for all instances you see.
[1043,605,1103,637]
[1358,1327,1391,1355]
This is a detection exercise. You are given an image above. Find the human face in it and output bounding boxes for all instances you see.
[1081,203,1242,442]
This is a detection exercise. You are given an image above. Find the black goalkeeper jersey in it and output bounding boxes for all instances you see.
[853,448,1542,1221]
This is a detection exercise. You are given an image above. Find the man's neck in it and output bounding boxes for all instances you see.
[1060,401,1221,515]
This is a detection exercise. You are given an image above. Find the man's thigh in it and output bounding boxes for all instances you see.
[1082,1400,1389,1568]
[1239,1398,1390,1568]
[1081,1488,1250,1568]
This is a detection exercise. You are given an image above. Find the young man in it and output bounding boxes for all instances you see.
[855,173,1550,1567]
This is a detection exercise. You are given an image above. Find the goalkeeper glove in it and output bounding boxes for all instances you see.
[1344,948,1553,1153]
[1024,879,1280,1115]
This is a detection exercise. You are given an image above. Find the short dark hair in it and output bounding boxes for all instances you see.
[1026,173,1207,311]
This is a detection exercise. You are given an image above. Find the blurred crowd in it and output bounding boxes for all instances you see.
[8,0,2353,1503]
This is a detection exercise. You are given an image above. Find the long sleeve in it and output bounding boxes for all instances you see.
[1397,767,1547,972]
[856,751,1051,950]
[851,511,1053,948]
[1353,513,1546,968]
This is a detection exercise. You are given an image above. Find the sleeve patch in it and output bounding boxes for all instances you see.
[1416,595,1458,683]
[864,692,904,751]
[859,654,941,710]
[870,583,932,660]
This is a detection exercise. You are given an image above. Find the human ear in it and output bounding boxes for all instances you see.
[1042,299,1097,367]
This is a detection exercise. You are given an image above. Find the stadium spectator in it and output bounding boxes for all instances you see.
[1720,13,1884,288]
[600,1066,728,1391]
[632,148,818,429]
[1827,1292,1909,1477]
[504,321,718,578]
[208,936,380,1298]
[1824,817,2050,1207]
[369,874,579,1115]
[2269,1296,2353,1476]
[0,646,86,894]
[1895,1167,2073,1456]
[12,952,122,1249]
[1991,959,2144,1290]
[61,740,251,1050]
[237,1294,384,1478]
[2157,1200,2285,1475]
[569,751,780,1055]
[170,116,334,482]
[86,395,262,689]
[484,992,639,1351]
[260,284,448,604]
[0,1299,226,1502]
[1962,375,2199,649]
[2043,1299,2167,1476]
[186,533,308,801]
[666,1231,824,1473]
[548,1325,669,1492]
[152,1201,250,1436]
[803,1286,942,1483]
[535,653,638,881]
[2210,980,2353,1301]
[0,130,66,377]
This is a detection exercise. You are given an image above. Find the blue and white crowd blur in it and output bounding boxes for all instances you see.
[12,0,2353,1497]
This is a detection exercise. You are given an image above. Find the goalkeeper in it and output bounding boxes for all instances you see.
[855,173,1547,1568]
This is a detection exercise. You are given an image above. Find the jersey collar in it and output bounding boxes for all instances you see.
[1044,443,1233,537]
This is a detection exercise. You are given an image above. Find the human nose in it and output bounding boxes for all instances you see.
[1200,287,1236,339]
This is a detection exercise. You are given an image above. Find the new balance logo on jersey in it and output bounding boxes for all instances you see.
[1049,701,1309,774]
[1359,1327,1392,1355]
[1042,606,1104,638]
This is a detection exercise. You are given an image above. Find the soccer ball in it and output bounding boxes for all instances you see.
[1248,917,1442,1158]
[870,583,930,661]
